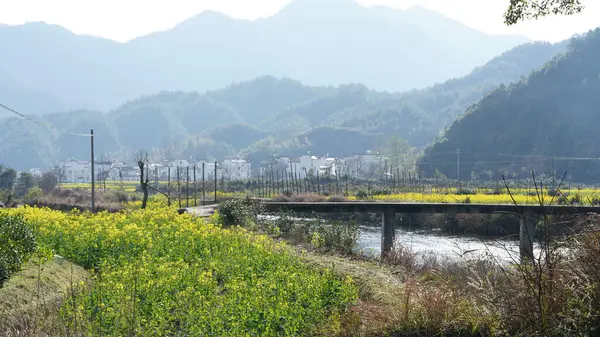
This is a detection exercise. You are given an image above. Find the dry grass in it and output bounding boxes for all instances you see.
[299,226,600,337]
[271,193,350,203]
[26,188,139,212]
[0,255,89,337]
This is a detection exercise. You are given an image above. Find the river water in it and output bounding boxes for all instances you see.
[260,215,540,262]
[357,226,541,263]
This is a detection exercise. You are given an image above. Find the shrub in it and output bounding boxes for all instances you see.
[218,198,256,227]
[570,194,583,205]
[290,194,326,202]
[355,190,368,200]
[372,189,391,196]
[313,220,359,255]
[456,188,476,195]
[272,194,291,202]
[24,186,43,203]
[0,214,36,287]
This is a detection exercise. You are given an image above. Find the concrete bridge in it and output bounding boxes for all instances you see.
[185,201,600,261]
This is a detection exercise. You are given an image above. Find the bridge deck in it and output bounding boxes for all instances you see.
[261,202,600,215]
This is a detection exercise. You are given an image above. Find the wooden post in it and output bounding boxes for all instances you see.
[317,171,321,195]
[167,167,171,207]
[186,166,190,208]
[193,165,197,207]
[345,175,348,196]
[90,129,95,212]
[381,207,396,259]
[177,167,181,209]
[202,162,205,204]
[519,210,536,262]
[214,161,217,203]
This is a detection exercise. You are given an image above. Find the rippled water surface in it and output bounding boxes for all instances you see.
[358,226,541,262]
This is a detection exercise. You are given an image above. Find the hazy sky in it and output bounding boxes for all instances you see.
[0,0,598,43]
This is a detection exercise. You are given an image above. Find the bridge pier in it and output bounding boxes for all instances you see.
[381,207,396,258]
[519,210,536,262]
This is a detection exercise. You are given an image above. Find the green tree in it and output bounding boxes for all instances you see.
[38,171,59,194]
[0,166,17,190]
[505,0,584,25]
[14,173,36,198]
[382,136,414,172]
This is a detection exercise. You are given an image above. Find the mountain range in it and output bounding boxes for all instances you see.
[0,39,566,170]
[420,28,600,183]
[0,0,529,116]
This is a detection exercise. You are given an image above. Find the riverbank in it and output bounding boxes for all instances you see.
[228,198,600,335]
[0,255,89,336]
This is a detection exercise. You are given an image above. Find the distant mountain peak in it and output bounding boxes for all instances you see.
[175,10,244,30]
[276,0,363,16]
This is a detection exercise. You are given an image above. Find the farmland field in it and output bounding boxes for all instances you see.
[59,180,600,205]
[1,199,357,336]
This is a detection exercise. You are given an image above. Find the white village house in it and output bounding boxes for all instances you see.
[59,160,92,183]
[221,159,251,180]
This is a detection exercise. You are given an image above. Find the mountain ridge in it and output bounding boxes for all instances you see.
[0,37,567,170]
[0,0,528,112]
[419,28,600,183]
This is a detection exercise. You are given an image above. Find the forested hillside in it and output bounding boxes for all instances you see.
[0,39,567,170]
[419,29,600,183]
[0,0,527,112]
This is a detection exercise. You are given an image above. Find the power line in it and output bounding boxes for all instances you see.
[425,151,600,162]
[1,102,96,212]
[0,103,92,137]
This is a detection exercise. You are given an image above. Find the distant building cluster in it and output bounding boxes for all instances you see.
[260,151,390,179]
[31,151,392,183]
[54,158,252,183]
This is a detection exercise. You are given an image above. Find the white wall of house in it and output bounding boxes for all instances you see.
[29,168,43,178]
[221,159,251,180]
[60,160,92,183]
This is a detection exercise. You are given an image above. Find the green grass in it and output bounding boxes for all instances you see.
[0,255,89,335]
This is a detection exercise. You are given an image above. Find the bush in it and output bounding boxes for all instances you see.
[355,190,368,200]
[290,194,326,202]
[456,188,476,195]
[218,199,256,227]
[310,220,359,255]
[272,194,290,202]
[0,214,36,287]
[328,195,348,202]
[24,186,43,203]
[372,189,391,196]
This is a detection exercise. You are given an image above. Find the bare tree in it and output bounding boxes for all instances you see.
[136,151,150,209]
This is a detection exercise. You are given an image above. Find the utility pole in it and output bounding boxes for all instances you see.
[214,161,218,203]
[91,129,95,212]
[456,149,461,191]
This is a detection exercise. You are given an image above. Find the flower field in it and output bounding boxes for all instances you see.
[2,203,357,336]
[350,188,600,205]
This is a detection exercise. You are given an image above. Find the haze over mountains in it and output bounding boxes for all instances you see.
[0,38,566,170]
[0,0,529,116]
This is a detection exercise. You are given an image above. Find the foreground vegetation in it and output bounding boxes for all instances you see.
[218,198,600,336]
[3,190,600,336]
[1,199,357,336]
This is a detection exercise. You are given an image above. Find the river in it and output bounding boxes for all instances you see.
[260,215,541,262]
[358,226,541,263]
